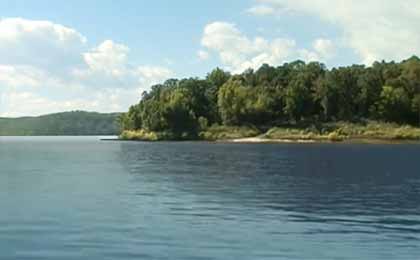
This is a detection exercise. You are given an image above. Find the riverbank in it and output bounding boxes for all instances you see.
[227,137,420,144]
[119,122,420,143]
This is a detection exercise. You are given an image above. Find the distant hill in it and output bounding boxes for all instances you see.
[0,111,121,136]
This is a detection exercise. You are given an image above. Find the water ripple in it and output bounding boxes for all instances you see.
[1,138,420,259]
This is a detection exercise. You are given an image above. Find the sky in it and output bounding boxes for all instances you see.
[1,0,420,117]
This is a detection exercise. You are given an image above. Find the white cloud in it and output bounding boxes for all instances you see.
[201,22,335,73]
[0,18,86,70]
[246,5,276,16]
[0,91,91,118]
[74,41,174,90]
[201,22,297,73]
[197,50,210,61]
[313,38,335,59]
[298,49,319,62]
[0,88,141,118]
[137,66,174,86]
[251,0,420,64]
[0,65,50,88]
[0,18,173,117]
[83,40,129,73]
[299,38,335,62]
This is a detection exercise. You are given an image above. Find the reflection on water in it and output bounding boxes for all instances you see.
[1,137,420,259]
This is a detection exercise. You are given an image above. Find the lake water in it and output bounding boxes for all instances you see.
[1,137,420,260]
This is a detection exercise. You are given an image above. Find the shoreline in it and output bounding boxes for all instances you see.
[227,137,420,144]
[118,122,420,145]
[104,136,420,144]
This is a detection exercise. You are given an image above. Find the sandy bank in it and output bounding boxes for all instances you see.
[228,137,317,143]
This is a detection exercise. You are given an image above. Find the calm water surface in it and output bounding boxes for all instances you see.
[1,137,420,259]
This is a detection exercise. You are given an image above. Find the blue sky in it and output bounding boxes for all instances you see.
[1,0,419,116]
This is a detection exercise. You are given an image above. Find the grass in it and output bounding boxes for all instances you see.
[120,129,160,141]
[120,126,260,141]
[263,127,344,142]
[264,121,420,142]
[199,125,261,141]
[119,129,197,141]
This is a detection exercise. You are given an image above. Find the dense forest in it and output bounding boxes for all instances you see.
[119,56,420,140]
[0,111,120,136]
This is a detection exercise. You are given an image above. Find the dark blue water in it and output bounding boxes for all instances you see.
[1,137,420,259]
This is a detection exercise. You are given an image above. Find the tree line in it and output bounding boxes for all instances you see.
[119,56,420,136]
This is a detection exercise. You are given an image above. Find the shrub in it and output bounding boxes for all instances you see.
[200,125,261,141]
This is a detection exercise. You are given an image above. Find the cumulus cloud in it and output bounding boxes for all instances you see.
[0,18,173,117]
[0,65,52,88]
[73,40,174,90]
[299,38,336,62]
[0,18,86,70]
[136,66,174,87]
[201,22,335,73]
[83,40,129,73]
[249,0,420,64]
[201,22,298,73]
[313,38,335,59]
[246,5,276,16]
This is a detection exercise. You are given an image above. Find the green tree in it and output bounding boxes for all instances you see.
[162,88,198,134]
[120,56,420,137]
[412,94,420,126]
[206,68,231,89]
[377,86,412,123]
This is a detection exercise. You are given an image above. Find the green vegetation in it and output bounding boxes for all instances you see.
[120,56,420,142]
[263,126,343,142]
[120,129,195,141]
[0,111,120,136]
[263,122,420,142]
[119,125,261,141]
[199,125,261,141]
